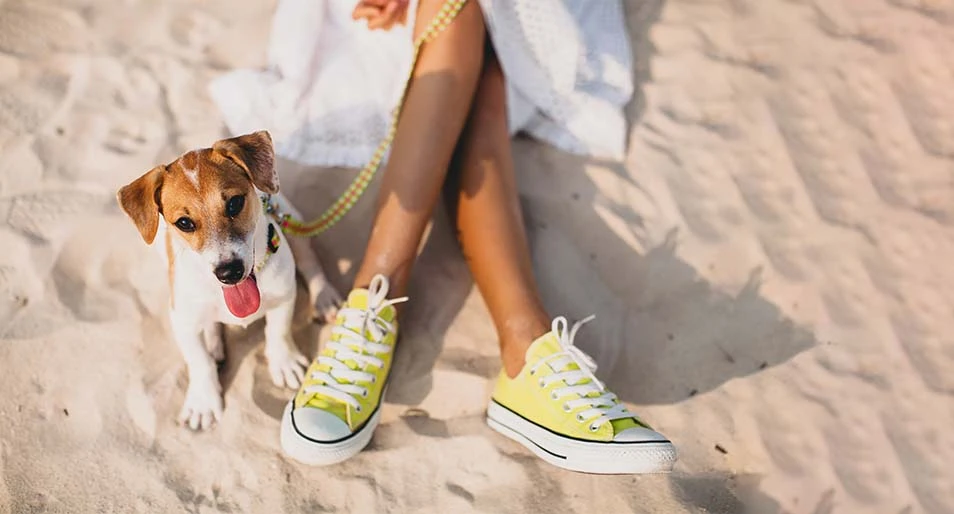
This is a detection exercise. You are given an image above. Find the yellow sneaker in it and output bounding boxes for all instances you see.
[280,274,406,465]
[486,316,677,474]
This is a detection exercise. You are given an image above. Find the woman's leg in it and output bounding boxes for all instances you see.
[285,5,677,472]
[448,48,677,476]
[351,0,485,296]
[282,2,489,465]
[445,45,551,378]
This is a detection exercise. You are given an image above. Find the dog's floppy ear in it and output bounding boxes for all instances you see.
[117,166,165,244]
[212,130,278,194]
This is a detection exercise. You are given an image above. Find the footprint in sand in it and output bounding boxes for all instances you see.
[42,210,165,338]
[0,2,89,56]
[0,137,43,197]
[3,188,112,242]
[0,228,47,338]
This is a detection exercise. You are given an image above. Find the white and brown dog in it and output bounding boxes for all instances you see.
[117,130,340,430]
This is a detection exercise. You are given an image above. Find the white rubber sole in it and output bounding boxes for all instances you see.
[280,401,381,466]
[486,401,677,474]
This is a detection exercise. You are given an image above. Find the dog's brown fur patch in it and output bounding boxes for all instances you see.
[158,149,259,253]
[118,131,277,258]
[116,166,164,244]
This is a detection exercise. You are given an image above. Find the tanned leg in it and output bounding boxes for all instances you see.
[446,45,551,378]
[352,0,485,295]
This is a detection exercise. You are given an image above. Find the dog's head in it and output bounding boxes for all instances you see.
[117,131,278,286]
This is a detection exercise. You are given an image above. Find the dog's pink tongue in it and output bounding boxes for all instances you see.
[222,275,261,318]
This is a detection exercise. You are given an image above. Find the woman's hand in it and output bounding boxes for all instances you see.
[352,0,410,31]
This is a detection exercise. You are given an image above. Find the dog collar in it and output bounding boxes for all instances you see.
[253,194,283,275]
[261,194,292,232]
[254,222,281,275]
[266,223,281,254]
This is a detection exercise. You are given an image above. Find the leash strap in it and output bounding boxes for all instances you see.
[278,0,469,237]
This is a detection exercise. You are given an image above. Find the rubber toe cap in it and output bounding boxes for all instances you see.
[291,407,352,441]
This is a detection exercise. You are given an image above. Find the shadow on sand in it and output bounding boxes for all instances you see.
[220,1,813,511]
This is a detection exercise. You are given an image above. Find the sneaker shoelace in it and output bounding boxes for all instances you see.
[302,275,407,412]
[531,316,637,432]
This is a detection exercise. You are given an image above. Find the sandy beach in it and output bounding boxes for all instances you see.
[2,0,954,512]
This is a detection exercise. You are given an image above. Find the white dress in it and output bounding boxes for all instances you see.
[208,0,634,167]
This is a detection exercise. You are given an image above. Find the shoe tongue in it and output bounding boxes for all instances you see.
[525,332,564,364]
[346,289,370,310]
[345,288,396,322]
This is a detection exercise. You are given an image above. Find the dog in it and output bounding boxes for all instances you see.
[117,130,340,430]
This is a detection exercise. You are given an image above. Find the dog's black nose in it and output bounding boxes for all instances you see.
[214,260,245,285]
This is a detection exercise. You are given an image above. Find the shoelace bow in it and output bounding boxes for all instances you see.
[303,276,407,413]
[531,316,636,432]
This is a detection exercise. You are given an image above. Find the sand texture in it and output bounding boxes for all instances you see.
[2,0,954,512]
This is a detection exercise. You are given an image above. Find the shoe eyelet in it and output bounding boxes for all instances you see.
[355,405,363,412]
[575,414,585,423]
[529,369,536,376]
[562,404,572,412]
[370,376,376,384]
[362,390,369,398]
[538,379,546,388]
[550,392,558,400]
[589,424,600,432]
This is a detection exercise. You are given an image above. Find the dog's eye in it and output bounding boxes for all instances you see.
[226,195,245,218]
[174,217,196,232]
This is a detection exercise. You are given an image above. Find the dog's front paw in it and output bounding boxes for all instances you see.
[267,346,310,389]
[178,381,223,431]
[308,276,342,325]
